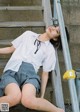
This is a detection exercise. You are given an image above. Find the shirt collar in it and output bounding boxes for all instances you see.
[44,40,49,46]
[37,34,49,46]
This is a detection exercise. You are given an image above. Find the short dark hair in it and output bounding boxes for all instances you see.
[50,26,70,50]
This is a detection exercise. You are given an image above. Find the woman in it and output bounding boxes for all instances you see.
[0,26,65,112]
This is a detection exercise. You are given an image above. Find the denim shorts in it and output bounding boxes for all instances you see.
[0,62,41,96]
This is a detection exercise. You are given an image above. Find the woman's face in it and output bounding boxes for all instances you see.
[46,26,60,41]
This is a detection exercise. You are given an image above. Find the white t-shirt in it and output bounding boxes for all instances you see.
[4,31,56,73]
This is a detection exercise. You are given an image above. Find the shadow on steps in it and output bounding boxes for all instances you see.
[9,103,73,112]
[9,104,44,112]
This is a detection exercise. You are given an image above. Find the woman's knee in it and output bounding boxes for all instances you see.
[21,83,37,109]
[8,91,21,106]
[5,83,21,106]
[21,96,37,109]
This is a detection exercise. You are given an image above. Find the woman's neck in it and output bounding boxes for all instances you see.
[38,33,50,42]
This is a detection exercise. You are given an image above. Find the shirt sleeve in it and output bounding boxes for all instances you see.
[11,31,29,48]
[42,49,56,72]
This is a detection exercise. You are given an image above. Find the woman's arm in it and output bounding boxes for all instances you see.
[0,45,15,54]
[40,71,49,98]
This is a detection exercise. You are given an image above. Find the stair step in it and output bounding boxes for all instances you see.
[0,21,45,27]
[0,39,12,45]
[0,53,11,60]
[0,6,43,21]
[0,27,45,40]
[0,6,43,10]
[0,61,8,68]
[0,9,43,21]
[0,0,41,6]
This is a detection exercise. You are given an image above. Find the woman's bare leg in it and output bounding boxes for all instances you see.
[21,84,64,112]
[0,83,21,107]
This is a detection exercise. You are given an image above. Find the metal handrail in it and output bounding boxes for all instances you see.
[53,0,79,112]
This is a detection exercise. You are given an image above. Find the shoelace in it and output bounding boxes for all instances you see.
[34,39,41,54]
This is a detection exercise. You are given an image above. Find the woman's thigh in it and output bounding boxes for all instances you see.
[0,83,21,107]
[21,83,37,108]
[5,83,21,105]
[21,83,36,97]
[5,83,21,96]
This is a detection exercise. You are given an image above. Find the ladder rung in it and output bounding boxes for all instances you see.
[0,6,43,10]
[0,21,45,27]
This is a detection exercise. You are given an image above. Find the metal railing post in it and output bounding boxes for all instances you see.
[51,0,65,110]
[52,50,65,110]
[42,0,65,109]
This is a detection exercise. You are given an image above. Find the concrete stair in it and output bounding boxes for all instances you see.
[0,0,41,6]
[0,0,54,112]
[0,6,43,22]
[0,0,44,38]
[0,0,45,73]
[0,0,80,108]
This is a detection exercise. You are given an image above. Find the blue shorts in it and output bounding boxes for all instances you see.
[0,62,41,96]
